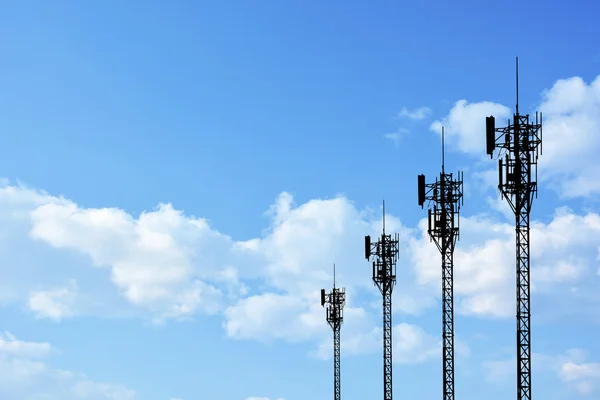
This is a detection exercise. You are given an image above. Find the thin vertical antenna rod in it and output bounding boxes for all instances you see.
[333,263,336,289]
[442,126,445,173]
[382,200,386,235]
[516,56,519,115]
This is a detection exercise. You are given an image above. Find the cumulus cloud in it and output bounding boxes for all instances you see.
[410,207,600,318]
[0,331,52,359]
[28,281,78,320]
[0,332,135,399]
[0,176,598,373]
[387,323,440,364]
[430,100,511,155]
[485,349,600,395]
[560,359,600,395]
[224,292,326,343]
[0,182,441,361]
[537,75,600,197]
[29,201,227,321]
[223,194,437,358]
[312,320,471,366]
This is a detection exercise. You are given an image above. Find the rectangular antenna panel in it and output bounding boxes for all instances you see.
[372,261,376,281]
[320,289,325,307]
[418,174,426,207]
[364,235,371,260]
[486,116,496,157]
[428,208,432,234]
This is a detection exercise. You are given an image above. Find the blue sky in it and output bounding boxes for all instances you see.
[0,1,599,399]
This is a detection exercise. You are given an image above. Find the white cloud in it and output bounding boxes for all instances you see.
[29,201,227,321]
[222,193,441,359]
[0,183,450,365]
[397,106,432,120]
[472,169,499,193]
[410,207,600,318]
[560,360,600,394]
[537,75,600,198]
[311,321,462,365]
[28,281,78,320]
[0,179,598,369]
[0,183,439,362]
[392,323,440,363]
[224,292,326,343]
[0,182,254,322]
[0,332,136,399]
[0,331,52,359]
[430,100,511,155]
[485,349,600,395]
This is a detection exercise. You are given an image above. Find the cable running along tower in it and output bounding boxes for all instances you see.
[365,202,399,400]
[485,57,542,400]
[321,264,346,400]
[418,127,464,400]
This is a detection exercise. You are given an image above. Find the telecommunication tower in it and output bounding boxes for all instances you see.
[364,201,399,400]
[321,264,346,400]
[418,127,464,400]
[485,57,542,400]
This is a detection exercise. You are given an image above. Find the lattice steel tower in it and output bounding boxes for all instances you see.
[485,57,542,400]
[418,127,464,400]
[321,264,346,400]
[365,201,399,400]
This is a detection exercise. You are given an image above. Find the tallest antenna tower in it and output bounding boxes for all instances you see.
[485,57,543,400]
[365,201,399,400]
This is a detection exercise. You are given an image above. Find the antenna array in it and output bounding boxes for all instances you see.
[314,57,544,400]
[417,127,464,400]
[485,57,542,400]
[364,202,400,400]
[321,264,346,400]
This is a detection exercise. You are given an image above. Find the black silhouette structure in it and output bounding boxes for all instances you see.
[321,264,346,400]
[418,127,464,400]
[364,201,399,400]
[485,57,542,400]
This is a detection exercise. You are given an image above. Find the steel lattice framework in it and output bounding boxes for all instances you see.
[418,133,463,400]
[485,58,542,400]
[365,203,399,400]
[321,265,346,400]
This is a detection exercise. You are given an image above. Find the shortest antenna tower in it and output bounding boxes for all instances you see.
[321,264,346,400]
